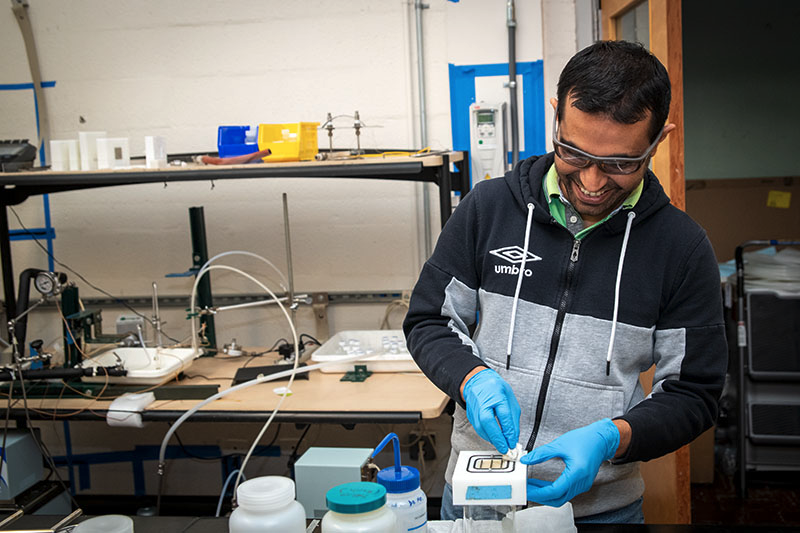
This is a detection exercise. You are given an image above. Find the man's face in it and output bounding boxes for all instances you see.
[551,97,666,226]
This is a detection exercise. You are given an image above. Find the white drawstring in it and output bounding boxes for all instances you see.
[606,211,637,375]
[506,203,535,369]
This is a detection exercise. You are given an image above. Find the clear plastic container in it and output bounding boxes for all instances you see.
[229,476,306,533]
[73,515,133,533]
[463,504,518,533]
[378,465,427,532]
[321,481,397,532]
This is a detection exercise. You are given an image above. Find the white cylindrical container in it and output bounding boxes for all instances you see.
[322,481,397,533]
[229,476,306,533]
[377,465,427,532]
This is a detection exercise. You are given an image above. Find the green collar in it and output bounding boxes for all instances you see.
[544,164,642,239]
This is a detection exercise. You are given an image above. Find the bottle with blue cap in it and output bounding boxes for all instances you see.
[321,481,397,532]
[373,432,428,533]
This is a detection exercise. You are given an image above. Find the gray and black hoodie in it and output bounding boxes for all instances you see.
[403,152,727,517]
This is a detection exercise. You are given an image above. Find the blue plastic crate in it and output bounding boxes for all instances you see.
[217,125,259,158]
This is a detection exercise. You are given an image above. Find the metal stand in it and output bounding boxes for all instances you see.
[189,207,216,354]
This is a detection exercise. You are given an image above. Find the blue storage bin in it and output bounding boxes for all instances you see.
[217,125,259,158]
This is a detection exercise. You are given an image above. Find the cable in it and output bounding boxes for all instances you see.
[8,207,182,344]
[173,428,224,462]
[10,333,82,510]
[299,333,321,346]
[286,424,311,471]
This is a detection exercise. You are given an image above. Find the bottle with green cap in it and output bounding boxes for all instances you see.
[321,481,398,532]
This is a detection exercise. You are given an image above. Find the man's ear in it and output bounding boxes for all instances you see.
[650,123,677,159]
[550,97,558,112]
[659,123,677,142]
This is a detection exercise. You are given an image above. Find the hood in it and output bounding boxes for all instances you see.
[500,152,672,375]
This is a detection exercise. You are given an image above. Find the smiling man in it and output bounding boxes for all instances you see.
[404,41,727,523]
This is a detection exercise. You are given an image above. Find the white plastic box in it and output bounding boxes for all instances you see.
[311,330,420,373]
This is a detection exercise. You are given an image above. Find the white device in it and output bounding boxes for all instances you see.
[452,450,527,506]
[294,447,373,519]
[469,102,508,182]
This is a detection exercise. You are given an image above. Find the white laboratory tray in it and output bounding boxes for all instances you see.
[311,330,421,373]
[80,346,202,385]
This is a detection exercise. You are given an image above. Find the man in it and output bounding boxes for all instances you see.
[403,41,727,523]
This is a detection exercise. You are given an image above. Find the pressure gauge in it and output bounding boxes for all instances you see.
[34,271,62,297]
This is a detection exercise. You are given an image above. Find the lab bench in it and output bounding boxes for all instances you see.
[0,354,450,425]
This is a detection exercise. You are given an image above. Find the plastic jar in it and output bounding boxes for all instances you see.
[229,476,306,533]
[321,481,397,532]
[377,465,427,532]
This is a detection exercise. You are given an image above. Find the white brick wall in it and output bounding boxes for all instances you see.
[1,0,572,354]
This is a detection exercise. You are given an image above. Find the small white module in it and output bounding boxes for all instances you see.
[452,450,527,506]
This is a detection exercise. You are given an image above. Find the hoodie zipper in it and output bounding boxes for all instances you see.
[525,238,581,451]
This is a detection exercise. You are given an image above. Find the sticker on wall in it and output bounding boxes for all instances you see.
[766,190,791,209]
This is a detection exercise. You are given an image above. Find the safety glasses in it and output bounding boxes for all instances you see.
[552,114,664,175]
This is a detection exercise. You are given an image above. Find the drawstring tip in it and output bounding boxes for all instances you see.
[605,361,610,376]
[505,353,511,370]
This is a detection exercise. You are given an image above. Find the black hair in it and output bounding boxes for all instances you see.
[556,40,671,143]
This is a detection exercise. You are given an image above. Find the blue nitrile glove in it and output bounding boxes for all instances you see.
[462,368,521,454]
[520,418,620,507]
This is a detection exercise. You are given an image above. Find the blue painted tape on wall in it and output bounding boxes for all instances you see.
[0,81,56,90]
[448,61,545,173]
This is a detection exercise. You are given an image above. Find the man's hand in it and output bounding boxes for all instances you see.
[462,368,521,454]
[520,418,620,507]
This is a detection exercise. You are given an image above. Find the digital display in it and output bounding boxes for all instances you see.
[477,111,495,124]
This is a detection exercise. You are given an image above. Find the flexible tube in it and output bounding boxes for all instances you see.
[201,250,289,292]
[216,469,244,517]
[157,352,366,466]
[190,251,290,354]
[159,263,301,515]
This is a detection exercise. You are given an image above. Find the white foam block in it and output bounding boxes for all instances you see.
[78,131,106,170]
[96,137,130,169]
[49,140,71,171]
[144,135,167,169]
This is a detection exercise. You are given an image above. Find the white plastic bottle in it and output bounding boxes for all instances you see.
[229,476,306,533]
[321,481,398,532]
[377,465,427,532]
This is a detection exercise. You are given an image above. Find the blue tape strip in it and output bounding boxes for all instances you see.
[9,227,56,241]
[0,81,56,90]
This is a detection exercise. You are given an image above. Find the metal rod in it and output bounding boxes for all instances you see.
[0,509,23,529]
[282,193,296,327]
[214,294,310,313]
[507,0,520,168]
[415,1,432,259]
[152,281,163,348]
[49,508,82,530]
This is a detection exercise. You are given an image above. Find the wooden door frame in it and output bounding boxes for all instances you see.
[602,0,685,211]
[602,0,690,525]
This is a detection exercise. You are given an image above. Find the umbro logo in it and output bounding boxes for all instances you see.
[490,246,541,277]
